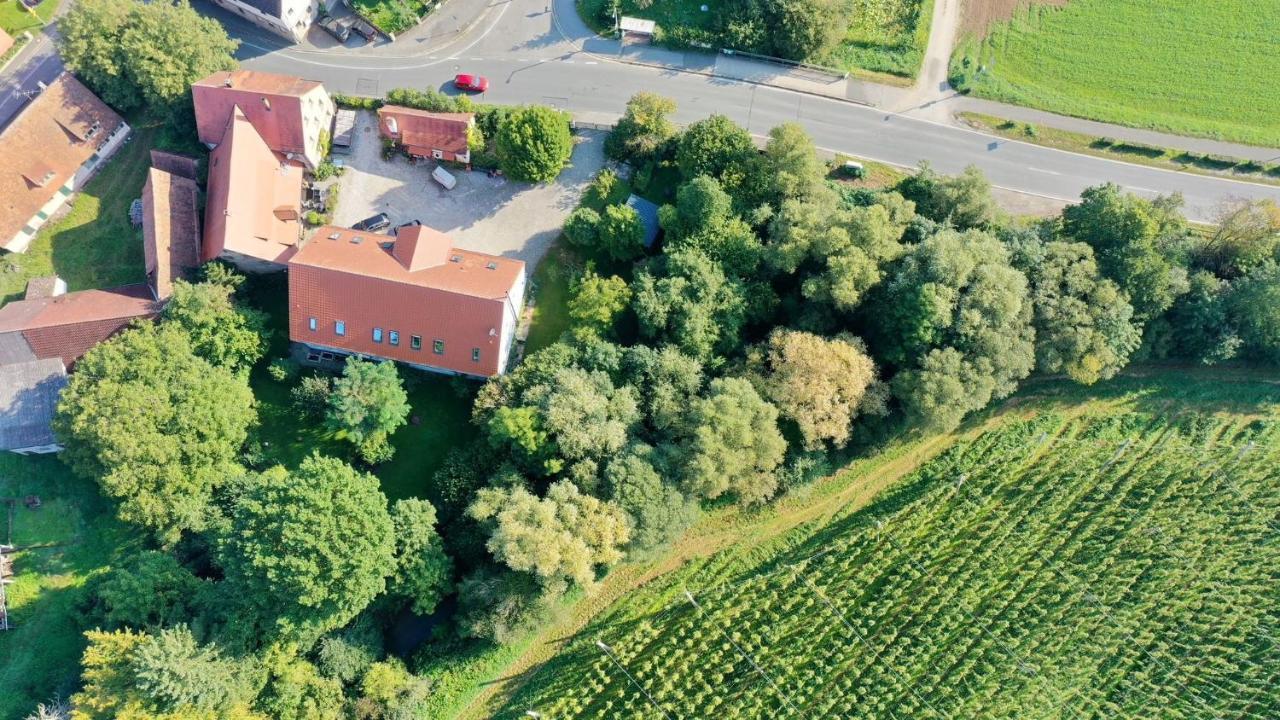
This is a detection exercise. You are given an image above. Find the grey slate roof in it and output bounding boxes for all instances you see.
[626,194,661,249]
[0,358,67,451]
[0,332,36,365]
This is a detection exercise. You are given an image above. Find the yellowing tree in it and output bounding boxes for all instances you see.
[755,329,879,450]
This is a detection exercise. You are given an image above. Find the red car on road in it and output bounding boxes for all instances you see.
[454,73,489,93]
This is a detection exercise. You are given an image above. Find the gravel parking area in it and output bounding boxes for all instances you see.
[332,111,604,267]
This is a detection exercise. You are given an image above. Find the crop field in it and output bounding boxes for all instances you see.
[496,375,1280,718]
[951,0,1280,148]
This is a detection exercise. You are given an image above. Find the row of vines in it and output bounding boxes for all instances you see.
[500,407,1280,718]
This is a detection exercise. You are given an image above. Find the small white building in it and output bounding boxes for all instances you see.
[206,0,323,43]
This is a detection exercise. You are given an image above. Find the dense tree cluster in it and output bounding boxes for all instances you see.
[59,0,238,117]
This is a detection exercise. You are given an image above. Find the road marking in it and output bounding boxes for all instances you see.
[562,60,574,64]
[585,61,597,65]
[1027,167,1062,176]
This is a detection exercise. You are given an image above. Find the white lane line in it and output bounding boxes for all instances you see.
[1027,167,1062,176]
[584,61,597,65]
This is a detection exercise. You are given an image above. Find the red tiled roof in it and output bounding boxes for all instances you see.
[193,70,323,159]
[0,73,126,250]
[202,107,303,266]
[0,284,159,368]
[0,29,13,58]
[143,166,201,300]
[377,107,472,156]
[287,226,525,377]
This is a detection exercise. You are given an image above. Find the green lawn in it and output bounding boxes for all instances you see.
[349,0,431,35]
[0,455,133,719]
[576,0,932,79]
[0,126,153,306]
[0,0,57,34]
[951,0,1280,147]
[242,274,477,502]
[492,369,1280,718]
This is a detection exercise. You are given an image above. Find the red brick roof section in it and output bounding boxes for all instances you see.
[143,166,201,300]
[0,284,159,368]
[0,72,126,250]
[0,29,13,58]
[287,226,525,377]
[377,106,472,156]
[193,70,322,158]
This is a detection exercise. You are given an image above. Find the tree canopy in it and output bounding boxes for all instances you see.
[54,322,255,545]
[59,0,238,115]
[389,498,453,615]
[679,377,787,504]
[219,455,396,645]
[326,357,410,464]
[496,105,573,182]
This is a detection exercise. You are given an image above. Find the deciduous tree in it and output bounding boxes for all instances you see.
[59,0,238,115]
[568,268,632,335]
[753,329,878,450]
[633,249,750,363]
[220,455,396,644]
[605,92,677,162]
[54,323,255,545]
[326,357,410,464]
[163,279,268,376]
[604,444,699,553]
[389,498,453,615]
[496,105,573,182]
[679,377,786,504]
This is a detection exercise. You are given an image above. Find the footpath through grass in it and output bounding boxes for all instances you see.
[951,0,1280,148]
[449,369,1280,718]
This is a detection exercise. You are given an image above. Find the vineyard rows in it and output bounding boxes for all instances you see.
[501,410,1280,719]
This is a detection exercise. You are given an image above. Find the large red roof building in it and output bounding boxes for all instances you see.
[193,70,333,169]
[287,225,526,378]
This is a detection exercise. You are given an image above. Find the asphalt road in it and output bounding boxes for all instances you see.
[0,30,65,131]
[224,0,1280,222]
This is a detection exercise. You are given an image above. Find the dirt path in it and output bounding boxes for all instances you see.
[891,0,965,117]
[452,428,970,719]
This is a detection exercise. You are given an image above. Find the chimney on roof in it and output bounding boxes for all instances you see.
[391,226,451,272]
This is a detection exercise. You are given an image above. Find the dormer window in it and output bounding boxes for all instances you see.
[449,255,462,263]
[85,121,102,140]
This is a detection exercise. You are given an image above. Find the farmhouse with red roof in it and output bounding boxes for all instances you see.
[377,106,474,164]
[287,225,526,378]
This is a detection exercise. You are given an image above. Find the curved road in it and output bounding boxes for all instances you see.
[226,0,1280,222]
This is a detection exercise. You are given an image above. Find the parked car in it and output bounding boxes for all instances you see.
[394,220,422,236]
[432,166,457,190]
[454,74,489,93]
[353,213,391,232]
[351,17,379,41]
[318,15,351,42]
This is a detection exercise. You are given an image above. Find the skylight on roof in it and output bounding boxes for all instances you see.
[485,261,498,270]
[351,236,363,244]
[328,232,341,240]
[450,255,462,263]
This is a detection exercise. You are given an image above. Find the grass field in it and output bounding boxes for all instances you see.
[951,0,1280,148]
[576,0,933,79]
[0,455,132,718]
[0,0,57,34]
[482,371,1280,718]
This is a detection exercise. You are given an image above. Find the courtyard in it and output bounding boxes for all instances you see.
[330,110,604,267]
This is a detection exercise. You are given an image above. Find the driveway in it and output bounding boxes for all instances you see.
[331,110,603,267]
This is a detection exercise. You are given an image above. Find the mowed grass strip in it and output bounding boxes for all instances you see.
[953,0,1280,147]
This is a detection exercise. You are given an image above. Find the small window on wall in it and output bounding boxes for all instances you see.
[372,328,383,343]
[471,348,481,362]
[335,320,346,336]
[411,335,422,350]
[389,331,400,346]
[308,317,317,331]
[432,340,445,355]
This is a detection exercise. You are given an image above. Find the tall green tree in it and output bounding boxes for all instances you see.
[1198,199,1280,278]
[679,377,787,505]
[605,92,677,162]
[1229,262,1280,361]
[54,323,255,545]
[1167,271,1241,364]
[660,176,764,276]
[92,551,209,631]
[633,248,750,364]
[59,0,238,115]
[765,0,847,61]
[1024,241,1142,384]
[219,455,396,645]
[898,163,998,230]
[604,444,699,554]
[1061,183,1189,321]
[568,268,632,336]
[875,229,1035,431]
[622,345,704,432]
[596,203,647,262]
[163,279,268,376]
[326,357,410,464]
[389,498,453,615]
[496,105,573,182]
